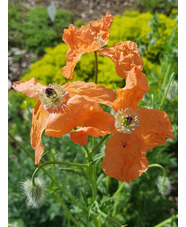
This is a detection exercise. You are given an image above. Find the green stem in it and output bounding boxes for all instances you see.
[148,164,166,177]
[8,132,34,160]
[83,146,97,202]
[159,72,175,110]
[154,214,178,227]
[92,135,110,154]
[113,182,125,198]
[32,161,88,186]
[85,135,110,201]
[161,62,172,89]
[94,51,98,84]
[9,132,86,210]
[112,182,125,217]
[42,167,85,209]
[93,201,122,227]
[53,191,80,227]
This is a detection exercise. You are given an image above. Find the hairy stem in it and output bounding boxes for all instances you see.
[32,161,88,186]
[9,133,86,209]
[53,191,80,227]
[159,72,175,110]
[92,134,110,154]
[8,132,34,160]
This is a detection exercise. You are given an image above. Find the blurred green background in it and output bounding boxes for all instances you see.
[8,0,178,226]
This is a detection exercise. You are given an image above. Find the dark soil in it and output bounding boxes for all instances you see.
[9,0,139,23]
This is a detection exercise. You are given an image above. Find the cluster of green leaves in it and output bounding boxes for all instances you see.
[8,100,178,226]
[136,0,178,15]
[8,4,72,54]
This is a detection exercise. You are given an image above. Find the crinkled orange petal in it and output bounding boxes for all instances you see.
[62,48,82,79]
[62,13,113,53]
[63,81,116,107]
[45,95,103,138]
[102,132,149,183]
[63,24,99,52]
[113,66,149,112]
[137,108,174,149]
[70,111,116,145]
[30,101,50,165]
[88,12,114,48]
[13,78,45,99]
[97,41,144,78]
[62,13,114,79]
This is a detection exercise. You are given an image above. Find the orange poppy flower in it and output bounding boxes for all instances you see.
[62,13,143,80]
[70,66,174,182]
[13,78,116,165]
[62,13,114,79]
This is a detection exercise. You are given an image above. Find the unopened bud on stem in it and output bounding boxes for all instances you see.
[21,177,45,208]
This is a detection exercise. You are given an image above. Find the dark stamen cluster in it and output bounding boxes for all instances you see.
[45,87,54,96]
[125,114,132,123]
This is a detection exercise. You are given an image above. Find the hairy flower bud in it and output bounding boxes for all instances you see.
[21,177,45,208]
[156,176,172,196]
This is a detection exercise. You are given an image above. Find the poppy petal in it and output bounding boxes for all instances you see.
[62,13,113,53]
[137,108,174,149]
[113,66,149,112]
[62,48,82,79]
[13,78,45,99]
[63,81,116,107]
[45,95,103,138]
[30,101,50,165]
[97,41,144,78]
[70,110,116,145]
[88,12,114,48]
[102,132,148,183]
[63,24,99,52]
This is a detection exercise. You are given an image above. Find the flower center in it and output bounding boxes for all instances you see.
[40,84,67,110]
[45,87,54,96]
[115,108,139,134]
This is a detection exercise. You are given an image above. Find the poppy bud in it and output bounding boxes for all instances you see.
[21,177,45,208]
[156,176,172,196]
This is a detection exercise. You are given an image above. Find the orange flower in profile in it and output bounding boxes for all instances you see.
[13,78,116,165]
[70,66,174,183]
[62,13,143,79]
[62,13,114,79]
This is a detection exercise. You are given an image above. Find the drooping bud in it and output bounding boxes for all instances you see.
[156,176,172,196]
[21,177,45,208]
[115,108,140,134]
